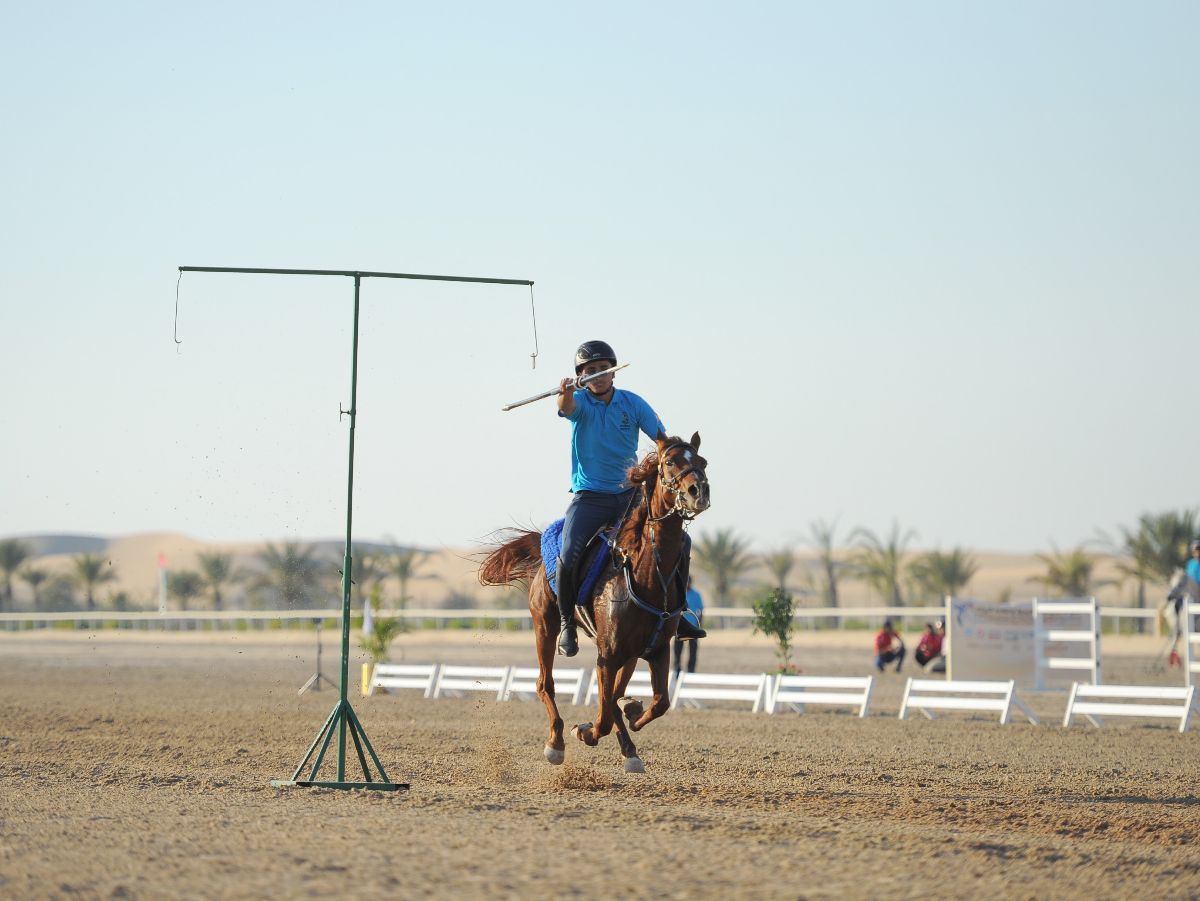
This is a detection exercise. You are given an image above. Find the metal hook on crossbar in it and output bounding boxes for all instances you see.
[174,271,184,349]
[528,284,539,369]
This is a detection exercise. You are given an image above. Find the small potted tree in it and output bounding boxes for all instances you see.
[752,587,799,675]
[358,584,410,694]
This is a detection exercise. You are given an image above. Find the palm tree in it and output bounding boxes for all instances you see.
[349,545,387,609]
[1111,510,1198,599]
[250,542,324,609]
[1103,510,1198,632]
[168,570,205,611]
[19,566,49,611]
[809,518,844,604]
[908,548,980,602]
[0,539,32,612]
[384,546,427,606]
[195,551,240,611]
[1029,544,1112,597]
[693,529,754,604]
[762,546,796,594]
[71,552,117,611]
[849,522,918,606]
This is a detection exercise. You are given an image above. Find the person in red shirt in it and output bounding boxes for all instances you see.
[915,620,945,669]
[873,620,905,672]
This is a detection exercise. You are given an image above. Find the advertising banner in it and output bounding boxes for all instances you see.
[946,598,1035,685]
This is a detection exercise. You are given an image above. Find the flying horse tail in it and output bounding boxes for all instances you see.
[478,529,543,587]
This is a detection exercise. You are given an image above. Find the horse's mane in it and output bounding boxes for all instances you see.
[626,450,660,488]
[626,435,690,488]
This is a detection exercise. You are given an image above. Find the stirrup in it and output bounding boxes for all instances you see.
[677,618,706,641]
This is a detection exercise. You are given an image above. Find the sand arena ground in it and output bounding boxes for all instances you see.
[1,628,1199,900]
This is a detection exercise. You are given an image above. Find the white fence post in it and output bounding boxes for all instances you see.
[1033,597,1101,690]
[1185,601,1200,688]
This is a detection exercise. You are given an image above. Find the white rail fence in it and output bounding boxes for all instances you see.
[0,604,1159,632]
[504,666,587,706]
[671,672,771,713]
[431,665,512,701]
[368,663,440,698]
[899,678,1039,725]
[365,663,1200,731]
[1063,683,1197,733]
[767,675,874,717]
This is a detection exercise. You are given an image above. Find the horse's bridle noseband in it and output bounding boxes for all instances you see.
[654,441,708,521]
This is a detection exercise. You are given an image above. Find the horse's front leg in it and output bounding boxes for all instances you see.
[531,578,566,764]
[572,657,617,747]
[629,643,673,732]
[611,659,645,773]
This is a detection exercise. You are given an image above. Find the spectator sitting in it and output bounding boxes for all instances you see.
[915,620,945,671]
[874,620,905,673]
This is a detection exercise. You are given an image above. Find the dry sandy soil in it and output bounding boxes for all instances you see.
[1,629,1198,900]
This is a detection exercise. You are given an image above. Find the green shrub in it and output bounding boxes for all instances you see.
[752,588,797,674]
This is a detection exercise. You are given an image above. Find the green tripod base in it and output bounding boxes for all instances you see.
[271,698,408,792]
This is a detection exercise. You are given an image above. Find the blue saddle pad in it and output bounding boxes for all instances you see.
[541,518,612,601]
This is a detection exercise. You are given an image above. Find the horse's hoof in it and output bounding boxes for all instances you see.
[617,697,644,720]
[624,757,645,774]
[543,744,565,765]
[571,723,592,742]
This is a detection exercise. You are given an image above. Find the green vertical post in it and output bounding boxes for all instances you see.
[178,264,532,792]
[337,274,362,782]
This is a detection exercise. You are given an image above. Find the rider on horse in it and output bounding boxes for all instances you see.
[554,339,707,657]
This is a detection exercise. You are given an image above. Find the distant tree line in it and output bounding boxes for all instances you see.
[688,508,1199,611]
[1,509,1195,614]
[0,538,429,613]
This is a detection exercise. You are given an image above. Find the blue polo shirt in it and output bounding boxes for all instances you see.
[1188,559,1200,586]
[560,387,664,493]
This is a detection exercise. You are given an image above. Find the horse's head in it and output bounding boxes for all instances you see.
[654,431,710,517]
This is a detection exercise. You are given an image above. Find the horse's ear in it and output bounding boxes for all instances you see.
[690,431,701,451]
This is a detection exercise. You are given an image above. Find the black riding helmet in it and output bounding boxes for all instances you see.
[574,340,617,374]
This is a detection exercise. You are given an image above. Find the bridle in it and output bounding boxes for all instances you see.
[610,441,708,657]
[650,442,709,522]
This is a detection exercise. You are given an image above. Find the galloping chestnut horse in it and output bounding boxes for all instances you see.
[479,432,710,773]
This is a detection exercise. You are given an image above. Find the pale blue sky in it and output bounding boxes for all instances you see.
[2,1,1197,554]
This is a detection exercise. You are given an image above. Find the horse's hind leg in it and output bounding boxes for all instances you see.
[629,643,673,733]
[530,575,565,764]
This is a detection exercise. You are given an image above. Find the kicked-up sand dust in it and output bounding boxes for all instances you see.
[1,629,1198,899]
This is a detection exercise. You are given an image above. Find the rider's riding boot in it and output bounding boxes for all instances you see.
[556,559,579,657]
[677,616,706,641]
[557,607,579,657]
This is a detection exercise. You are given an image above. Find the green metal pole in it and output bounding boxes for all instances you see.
[179,264,531,791]
[337,274,362,783]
